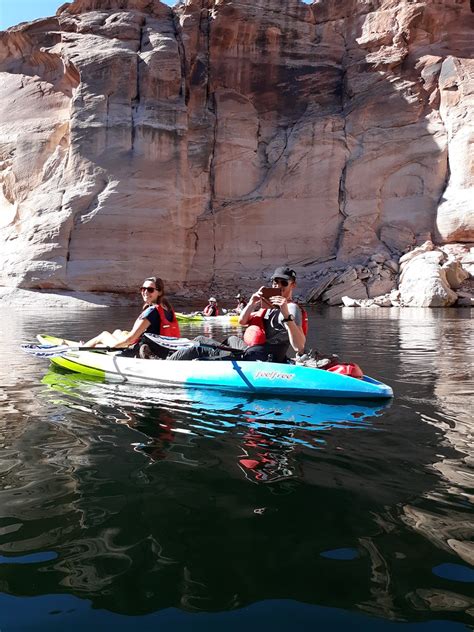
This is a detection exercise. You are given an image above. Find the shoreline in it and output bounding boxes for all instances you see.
[1,286,472,311]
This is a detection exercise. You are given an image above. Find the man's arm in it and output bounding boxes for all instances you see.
[238,287,265,325]
[269,298,306,354]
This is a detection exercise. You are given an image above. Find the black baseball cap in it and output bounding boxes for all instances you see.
[271,266,296,281]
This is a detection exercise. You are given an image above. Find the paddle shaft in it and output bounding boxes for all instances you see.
[24,341,244,358]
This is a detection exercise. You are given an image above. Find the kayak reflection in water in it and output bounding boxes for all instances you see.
[82,277,180,352]
[162,266,306,363]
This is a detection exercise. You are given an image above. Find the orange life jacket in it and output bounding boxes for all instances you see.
[243,304,308,346]
[155,304,181,337]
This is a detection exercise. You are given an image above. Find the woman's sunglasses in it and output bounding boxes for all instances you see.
[141,286,157,293]
[272,278,289,287]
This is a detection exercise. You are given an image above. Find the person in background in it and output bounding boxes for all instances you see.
[202,297,219,317]
[235,293,247,314]
[83,276,180,354]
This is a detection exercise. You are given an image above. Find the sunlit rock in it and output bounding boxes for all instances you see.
[400,254,458,306]
[0,0,472,293]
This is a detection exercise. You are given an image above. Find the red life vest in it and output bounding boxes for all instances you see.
[243,304,308,346]
[155,304,181,337]
[243,308,266,345]
[203,304,219,316]
[327,362,363,379]
[299,305,308,335]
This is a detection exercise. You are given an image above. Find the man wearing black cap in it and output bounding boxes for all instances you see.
[238,266,306,363]
[165,266,305,363]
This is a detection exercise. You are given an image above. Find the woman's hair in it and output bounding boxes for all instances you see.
[142,276,173,312]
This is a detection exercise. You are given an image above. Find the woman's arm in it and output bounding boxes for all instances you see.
[113,317,151,348]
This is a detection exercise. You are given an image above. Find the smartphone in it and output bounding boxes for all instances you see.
[261,287,282,299]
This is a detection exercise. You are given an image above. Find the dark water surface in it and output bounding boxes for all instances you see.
[0,305,473,631]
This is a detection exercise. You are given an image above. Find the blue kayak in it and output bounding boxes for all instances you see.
[33,335,393,400]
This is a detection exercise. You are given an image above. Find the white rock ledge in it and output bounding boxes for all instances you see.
[0,287,135,309]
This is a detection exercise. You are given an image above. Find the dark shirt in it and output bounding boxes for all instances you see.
[263,304,302,345]
[259,304,302,362]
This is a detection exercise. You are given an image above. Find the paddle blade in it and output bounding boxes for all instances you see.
[21,343,72,358]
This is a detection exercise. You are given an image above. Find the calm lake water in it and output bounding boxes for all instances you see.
[0,304,473,631]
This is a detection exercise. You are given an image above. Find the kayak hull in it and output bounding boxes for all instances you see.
[38,335,393,400]
[50,355,392,398]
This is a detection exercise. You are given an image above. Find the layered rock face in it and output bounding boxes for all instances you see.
[0,0,473,294]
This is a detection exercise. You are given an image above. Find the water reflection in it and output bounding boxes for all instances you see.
[0,306,473,626]
[40,368,389,479]
[396,307,474,615]
[0,366,468,621]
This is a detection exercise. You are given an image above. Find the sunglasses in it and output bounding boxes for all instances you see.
[272,278,290,287]
[141,286,157,293]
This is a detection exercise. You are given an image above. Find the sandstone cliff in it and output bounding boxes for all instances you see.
[0,0,473,295]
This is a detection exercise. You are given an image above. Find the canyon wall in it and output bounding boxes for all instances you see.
[0,0,473,295]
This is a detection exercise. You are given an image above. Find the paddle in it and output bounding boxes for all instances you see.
[21,336,245,359]
[21,343,124,358]
[144,334,245,355]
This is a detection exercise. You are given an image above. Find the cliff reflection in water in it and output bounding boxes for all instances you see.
[395,309,474,616]
[0,306,473,626]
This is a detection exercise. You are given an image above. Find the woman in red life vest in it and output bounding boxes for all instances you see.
[83,276,180,349]
[202,297,219,317]
[238,266,306,363]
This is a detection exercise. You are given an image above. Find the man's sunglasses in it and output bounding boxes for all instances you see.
[141,286,157,293]
[272,278,290,287]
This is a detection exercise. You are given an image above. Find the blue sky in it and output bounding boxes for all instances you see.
[1,0,313,31]
[0,0,175,30]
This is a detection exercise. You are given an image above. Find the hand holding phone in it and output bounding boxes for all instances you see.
[260,287,282,299]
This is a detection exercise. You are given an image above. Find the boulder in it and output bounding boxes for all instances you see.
[341,296,360,307]
[373,295,393,307]
[457,296,474,307]
[370,252,388,264]
[380,224,415,254]
[399,249,445,284]
[399,257,458,307]
[383,259,400,274]
[322,278,368,306]
[390,289,401,303]
[442,259,469,289]
[399,240,435,267]
[334,267,358,285]
[306,271,339,303]
[460,251,474,277]
[367,276,397,298]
